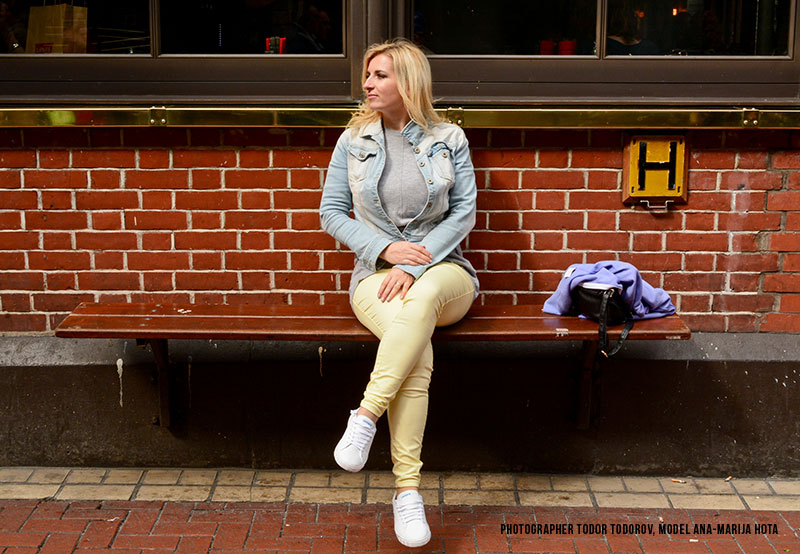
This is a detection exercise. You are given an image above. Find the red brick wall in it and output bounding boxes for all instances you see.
[1,127,799,334]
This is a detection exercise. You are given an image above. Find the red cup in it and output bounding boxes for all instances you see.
[540,40,556,55]
[558,40,577,55]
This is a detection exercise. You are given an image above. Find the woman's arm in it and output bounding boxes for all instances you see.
[393,129,476,279]
[319,132,394,272]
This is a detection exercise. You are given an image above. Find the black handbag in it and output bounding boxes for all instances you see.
[570,283,634,357]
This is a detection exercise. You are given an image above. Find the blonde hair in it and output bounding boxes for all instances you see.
[347,38,443,133]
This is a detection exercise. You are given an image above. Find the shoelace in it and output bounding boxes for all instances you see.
[396,495,426,524]
[347,415,374,451]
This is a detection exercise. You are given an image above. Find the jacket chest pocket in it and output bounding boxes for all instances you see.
[428,143,455,185]
[348,146,378,183]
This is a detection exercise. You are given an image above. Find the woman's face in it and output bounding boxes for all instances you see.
[363,54,404,115]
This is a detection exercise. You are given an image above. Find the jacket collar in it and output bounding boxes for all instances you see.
[359,118,428,146]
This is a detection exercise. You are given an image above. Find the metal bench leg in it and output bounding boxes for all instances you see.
[147,339,172,428]
[577,340,600,430]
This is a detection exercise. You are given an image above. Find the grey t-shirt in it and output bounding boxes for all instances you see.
[378,128,430,228]
[348,128,479,300]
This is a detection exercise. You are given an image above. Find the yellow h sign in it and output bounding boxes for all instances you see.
[623,136,688,208]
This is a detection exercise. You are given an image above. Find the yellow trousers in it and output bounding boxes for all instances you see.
[351,262,475,488]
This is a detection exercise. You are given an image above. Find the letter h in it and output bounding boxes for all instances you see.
[637,141,677,191]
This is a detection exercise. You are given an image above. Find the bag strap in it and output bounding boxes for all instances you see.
[597,288,634,358]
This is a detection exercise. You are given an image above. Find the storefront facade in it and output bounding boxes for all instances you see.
[0,1,799,472]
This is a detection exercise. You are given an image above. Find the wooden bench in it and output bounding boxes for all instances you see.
[55,302,691,430]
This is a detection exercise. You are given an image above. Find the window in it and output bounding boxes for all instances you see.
[3,0,150,55]
[0,0,798,104]
[412,1,597,55]
[0,0,356,102]
[405,0,799,104]
[159,0,343,55]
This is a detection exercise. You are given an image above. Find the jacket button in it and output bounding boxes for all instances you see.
[414,147,420,153]
[419,161,425,167]
[427,203,432,208]
[359,153,365,159]
[427,178,433,184]
[442,152,448,158]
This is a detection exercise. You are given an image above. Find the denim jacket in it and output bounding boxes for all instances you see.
[320,118,478,290]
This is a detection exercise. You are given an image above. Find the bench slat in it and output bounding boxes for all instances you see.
[55,302,691,342]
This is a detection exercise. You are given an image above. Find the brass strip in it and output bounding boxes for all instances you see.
[3,105,800,128]
[0,107,152,127]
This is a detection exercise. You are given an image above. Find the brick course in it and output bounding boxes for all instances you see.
[1,127,799,333]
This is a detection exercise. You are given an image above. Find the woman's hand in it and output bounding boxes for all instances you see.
[380,241,432,266]
[378,267,415,303]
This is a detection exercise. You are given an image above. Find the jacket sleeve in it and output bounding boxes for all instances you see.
[394,129,477,279]
[319,131,393,272]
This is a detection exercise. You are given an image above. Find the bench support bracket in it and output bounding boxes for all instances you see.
[577,340,601,430]
[137,338,172,428]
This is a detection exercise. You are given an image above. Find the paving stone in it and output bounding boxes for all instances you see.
[670,494,746,510]
[104,469,143,484]
[29,469,69,484]
[552,476,589,491]
[366,488,438,505]
[212,486,286,502]
[65,469,106,484]
[290,472,328,487]
[0,469,34,482]
[217,470,255,486]
[479,473,515,490]
[419,473,440,489]
[516,475,552,491]
[443,490,516,506]
[518,491,593,507]
[694,478,736,495]
[366,472,395,488]
[0,484,60,499]
[179,470,217,485]
[768,481,800,495]
[744,495,800,510]
[142,469,182,485]
[289,487,362,503]
[444,474,478,490]
[595,493,670,508]
[588,476,625,492]
[659,477,699,494]
[330,472,365,488]
[623,477,662,493]
[254,471,293,487]
[56,485,134,501]
[135,486,211,501]
[732,480,772,495]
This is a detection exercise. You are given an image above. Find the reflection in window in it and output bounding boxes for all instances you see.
[606,0,791,56]
[160,0,342,54]
[412,0,598,55]
[1,0,149,54]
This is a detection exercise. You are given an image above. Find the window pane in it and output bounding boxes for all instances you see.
[606,0,791,56]
[2,0,149,54]
[412,0,598,55]
[160,0,343,54]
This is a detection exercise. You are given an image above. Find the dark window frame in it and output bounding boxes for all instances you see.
[0,0,363,103]
[395,0,800,105]
[0,0,798,105]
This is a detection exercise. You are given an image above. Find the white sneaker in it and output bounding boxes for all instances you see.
[333,409,376,472]
[392,490,431,548]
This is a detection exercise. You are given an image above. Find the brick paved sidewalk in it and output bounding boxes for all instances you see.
[1,499,799,553]
[1,468,799,553]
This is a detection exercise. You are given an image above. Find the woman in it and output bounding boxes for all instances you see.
[319,38,479,548]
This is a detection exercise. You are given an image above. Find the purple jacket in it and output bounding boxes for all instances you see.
[543,261,676,320]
